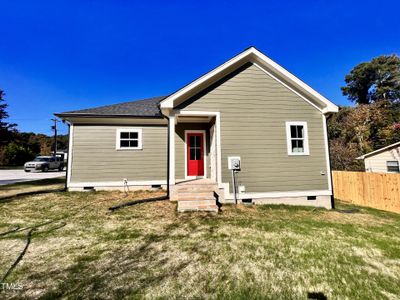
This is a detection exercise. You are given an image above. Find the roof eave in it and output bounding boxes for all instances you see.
[356,141,400,159]
[55,113,163,119]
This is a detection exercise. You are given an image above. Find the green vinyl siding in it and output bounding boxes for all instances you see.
[71,125,167,182]
[176,63,329,193]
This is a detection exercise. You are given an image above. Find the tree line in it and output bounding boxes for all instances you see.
[0,90,68,166]
[328,54,400,170]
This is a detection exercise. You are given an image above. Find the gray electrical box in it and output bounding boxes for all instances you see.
[228,156,241,170]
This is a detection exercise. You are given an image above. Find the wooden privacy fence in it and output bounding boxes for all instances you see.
[332,171,400,214]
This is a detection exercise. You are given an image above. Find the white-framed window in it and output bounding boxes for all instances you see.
[387,161,399,173]
[285,121,309,155]
[116,128,142,150]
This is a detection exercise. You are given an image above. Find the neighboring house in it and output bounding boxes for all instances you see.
[56,47,338,211]
[357,142,400,173]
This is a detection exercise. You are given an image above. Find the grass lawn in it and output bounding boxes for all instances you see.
[0,190,399,299]
[0,177,65,199]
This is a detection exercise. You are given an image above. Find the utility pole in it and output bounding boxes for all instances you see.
[51,118,58,157]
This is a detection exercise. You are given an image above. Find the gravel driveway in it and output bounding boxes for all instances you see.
[0,169,66,185]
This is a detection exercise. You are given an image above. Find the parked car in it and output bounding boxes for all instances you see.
[24,156,64,172]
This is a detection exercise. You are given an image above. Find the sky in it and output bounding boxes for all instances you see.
[0,0,399,135]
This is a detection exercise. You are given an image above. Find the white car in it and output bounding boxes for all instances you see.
[24,156,64,172]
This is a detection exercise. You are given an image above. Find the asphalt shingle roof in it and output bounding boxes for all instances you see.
[56,96,168,118]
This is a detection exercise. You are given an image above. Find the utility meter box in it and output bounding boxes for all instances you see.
[228,156,241,170]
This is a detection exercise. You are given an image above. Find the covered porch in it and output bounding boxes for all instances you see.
[169,111,221,186]
[168,111,222,211]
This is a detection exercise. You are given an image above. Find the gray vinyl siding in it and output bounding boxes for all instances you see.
[71,125,167,182]
[175,123,211,179]
[177,63,329,193]
[364,146,400,173]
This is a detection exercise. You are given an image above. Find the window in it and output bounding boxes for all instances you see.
[189,135,202,160]
[116,128,142,150]
[387,161,399,173]
[285,121,309,155]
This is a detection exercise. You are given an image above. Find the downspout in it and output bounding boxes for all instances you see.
[325,113,335,209]
[109,111,170,211]
[64,123,70,191]
[161,113,170,198]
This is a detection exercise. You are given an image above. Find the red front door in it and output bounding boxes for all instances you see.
[187,132,204,177]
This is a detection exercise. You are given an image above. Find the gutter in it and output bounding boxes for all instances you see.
[54,113,164,119]
[64,123,70,191]
[325,113,335,210]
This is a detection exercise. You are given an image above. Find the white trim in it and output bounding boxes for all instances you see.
[285,121,310,156]
[252,48,338,113]
[356,141,400,159]
[176,111,222,185]
[210,124,217,181]
[69,180,167,188]
[115,128,143,150]
[67,124,74,187]
[220,182,332,200]
[59,116,167,125]
[322,115,332,192]
[160,47,338,113]
[169,115,176,185]
[253,63,323,113]
[184,130,207,180]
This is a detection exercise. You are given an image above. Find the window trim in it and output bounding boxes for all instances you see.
[116,128,143,150]
[285,121,310,156]
[386,161,399,173]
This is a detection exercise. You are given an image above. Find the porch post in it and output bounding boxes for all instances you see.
[169,114,176,185]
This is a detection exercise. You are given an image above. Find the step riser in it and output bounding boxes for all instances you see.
[174,188,216,193]
[178,205,219,213]
[174,185,217,191]
[177,193,215,201]
[178,200,216,207]
[178,196,215,201]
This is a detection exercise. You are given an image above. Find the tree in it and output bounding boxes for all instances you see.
[341,55,400,104]
[2,142,35,166]
[0,90,16,145]
[328,101,400,171]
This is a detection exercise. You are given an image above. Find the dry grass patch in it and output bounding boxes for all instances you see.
[0,192,399,299]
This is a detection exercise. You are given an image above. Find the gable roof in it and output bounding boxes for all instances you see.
[160,47,338,114]
[357,141,400,159]
[55,96,168,118]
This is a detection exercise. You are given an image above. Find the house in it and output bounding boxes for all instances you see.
[357,141,400,173]
[55,47,338,211]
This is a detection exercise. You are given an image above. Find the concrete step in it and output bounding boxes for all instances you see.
[178,199,216,208]
[176,192,215,201]
[174,187,218,193]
